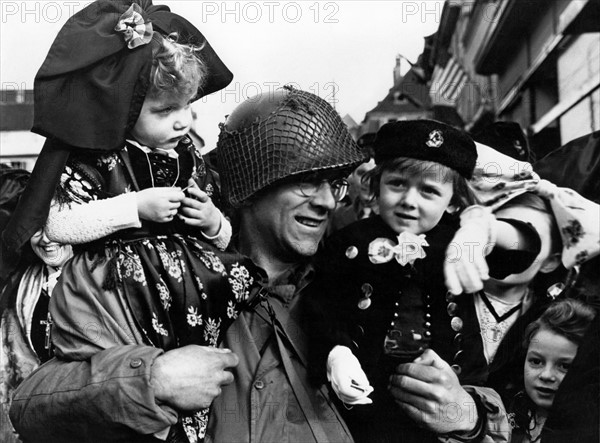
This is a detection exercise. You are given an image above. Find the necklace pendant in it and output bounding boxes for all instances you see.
[41,312,53,350]
[490,324,502,341]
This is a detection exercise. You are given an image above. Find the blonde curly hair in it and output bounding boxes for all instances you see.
[148,32,207,99]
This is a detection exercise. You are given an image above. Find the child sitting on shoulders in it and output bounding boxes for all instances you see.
[13,2,261,441]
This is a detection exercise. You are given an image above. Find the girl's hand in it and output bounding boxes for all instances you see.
[179,179,221,236]
[136,188,185,223]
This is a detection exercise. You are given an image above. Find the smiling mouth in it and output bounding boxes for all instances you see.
[296,216,324,228]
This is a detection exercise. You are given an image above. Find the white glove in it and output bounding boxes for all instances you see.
[445,205,497,295]
[327,346,374,405]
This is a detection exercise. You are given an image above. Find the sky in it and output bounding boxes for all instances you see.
[1,0,444,150]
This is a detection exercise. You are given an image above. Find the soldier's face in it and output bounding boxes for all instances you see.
[243,177,338,261]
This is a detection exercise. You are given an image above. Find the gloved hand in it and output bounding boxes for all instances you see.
[445,205,497,295]
[327,346,374,405]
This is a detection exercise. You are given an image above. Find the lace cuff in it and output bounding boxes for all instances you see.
[201,212,232,251]
[45,193,141,244]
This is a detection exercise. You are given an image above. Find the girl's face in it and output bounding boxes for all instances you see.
[378,166,454,235]
[131,88,197,151]
[524,328,578,414]
[30,229,73,268]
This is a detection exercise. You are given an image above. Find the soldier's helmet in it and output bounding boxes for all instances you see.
[217,86,365,207]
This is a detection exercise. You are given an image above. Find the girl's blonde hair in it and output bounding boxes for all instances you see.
[148,32,207,99]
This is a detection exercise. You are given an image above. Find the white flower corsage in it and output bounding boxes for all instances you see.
[368,232,429,266]
[368,238,396,264]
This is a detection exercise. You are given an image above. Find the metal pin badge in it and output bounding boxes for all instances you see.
[547,282,564,300]
[358,298,371,310]
[345,246,359,259]
[450,317,464,332]
[447,302,459,316]
[358,283,373,310]
[411,331,422,341]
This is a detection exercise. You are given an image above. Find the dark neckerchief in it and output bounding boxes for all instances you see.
[479,291,523,323]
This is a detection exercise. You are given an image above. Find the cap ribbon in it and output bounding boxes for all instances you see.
[114,3,153,49]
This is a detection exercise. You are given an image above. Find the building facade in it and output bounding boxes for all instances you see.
[358,56,433,137]
[422,0,599,158]
[1,89,45,171]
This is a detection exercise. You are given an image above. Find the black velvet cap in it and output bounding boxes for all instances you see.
[373,120,477,179]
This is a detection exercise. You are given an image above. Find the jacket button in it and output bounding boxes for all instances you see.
[254,380,265,390]
[130,358,143,369]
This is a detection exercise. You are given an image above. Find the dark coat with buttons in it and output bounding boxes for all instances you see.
[308,215,536,442]
[313,216,484,380]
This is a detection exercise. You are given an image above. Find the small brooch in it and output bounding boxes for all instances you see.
[368,238,396,264]
[426,129,444,148]
[115,4,153,49]
[367,233,428,266]
[546,282,564,300]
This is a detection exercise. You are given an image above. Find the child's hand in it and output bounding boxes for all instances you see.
[179,179,221,236]
[327,346,374,405]
[445,205,495,295]
[137,188,185,223]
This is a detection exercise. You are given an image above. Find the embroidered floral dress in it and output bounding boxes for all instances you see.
[50,136,260,443]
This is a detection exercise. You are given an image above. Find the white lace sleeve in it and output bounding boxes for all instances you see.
[46,166,141,248]
[45,192,141,245]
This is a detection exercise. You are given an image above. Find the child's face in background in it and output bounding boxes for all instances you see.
[524,328,578,414]
[131,87,197,151]
[378,165,454,235]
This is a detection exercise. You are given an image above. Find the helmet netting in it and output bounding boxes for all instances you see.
[217,87,365,207]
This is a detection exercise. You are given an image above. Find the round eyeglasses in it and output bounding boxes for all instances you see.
[297,174,349,202]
